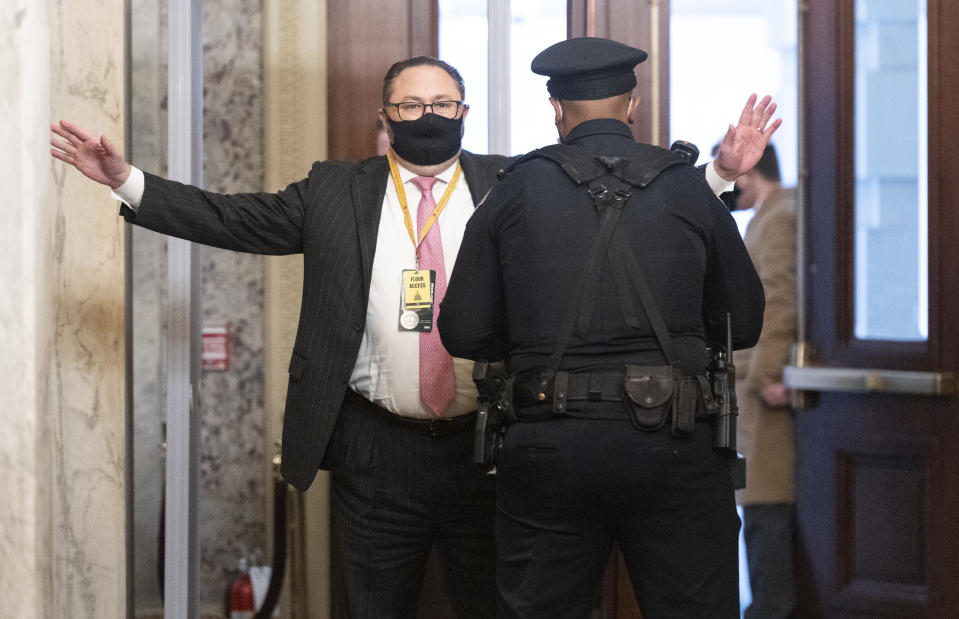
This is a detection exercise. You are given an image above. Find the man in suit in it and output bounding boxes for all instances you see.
[52,54,776,618]
[733,144,798,619]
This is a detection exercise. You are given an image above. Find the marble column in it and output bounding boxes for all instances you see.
[0,3,53,617]
[0,0,128,617]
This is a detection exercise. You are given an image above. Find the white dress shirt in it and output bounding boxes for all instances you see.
[350,158,479,418]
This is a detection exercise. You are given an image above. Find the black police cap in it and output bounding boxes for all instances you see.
[531,37,648,101]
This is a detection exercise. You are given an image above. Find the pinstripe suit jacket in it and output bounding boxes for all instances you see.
[122,150,509,490]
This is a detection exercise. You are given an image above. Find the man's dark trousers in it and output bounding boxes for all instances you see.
[327,392,497,618]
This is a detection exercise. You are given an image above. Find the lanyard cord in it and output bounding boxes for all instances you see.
[387,151,463,253]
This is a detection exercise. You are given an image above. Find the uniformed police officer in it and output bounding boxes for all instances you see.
[439,37,769,618]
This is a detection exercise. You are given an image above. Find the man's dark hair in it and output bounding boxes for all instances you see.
[382,56,465,104]
[754,144,781,182]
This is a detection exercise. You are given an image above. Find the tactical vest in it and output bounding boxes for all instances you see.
[502,142,694,360]
[504,142,717,436]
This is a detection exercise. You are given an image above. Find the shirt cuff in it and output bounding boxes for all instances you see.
[705,161,735,196]
[110,166,145,211]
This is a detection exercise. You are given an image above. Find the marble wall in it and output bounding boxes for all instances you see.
[130,0,267,612]
[197,0,268,605]
[1,0,128,617]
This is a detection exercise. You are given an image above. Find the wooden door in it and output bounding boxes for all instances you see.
[568,0,669,147]
[327,0,436,162]
[787,1,959,616]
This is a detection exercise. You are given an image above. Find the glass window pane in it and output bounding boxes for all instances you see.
[439,0,489,155]
[853,0,928,341]
[669,1,798,187]
[669,0,798,243]
[510,1,566,154]
[439,0,565,156]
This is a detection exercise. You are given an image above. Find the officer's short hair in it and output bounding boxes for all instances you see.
[382,56,465,105]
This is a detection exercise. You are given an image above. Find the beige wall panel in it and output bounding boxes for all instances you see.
[47,0,128,615]
[264,1,330,617]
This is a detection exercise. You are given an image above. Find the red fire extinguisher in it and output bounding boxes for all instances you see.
[229,557,255,619]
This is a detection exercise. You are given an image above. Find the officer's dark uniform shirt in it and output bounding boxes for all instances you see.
[439,118,764,378]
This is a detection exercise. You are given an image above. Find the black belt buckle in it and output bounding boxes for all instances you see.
[427,415,471,437]
[429,419,449,437]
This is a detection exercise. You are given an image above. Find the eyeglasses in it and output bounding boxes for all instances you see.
[387,100,463,120]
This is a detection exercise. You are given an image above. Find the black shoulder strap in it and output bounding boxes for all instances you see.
[500,143,610,184]
[546,179,630,377]
[612,145,687,188]
[538,144,686,382]
[607,226,677,364]
[503,142,686,186]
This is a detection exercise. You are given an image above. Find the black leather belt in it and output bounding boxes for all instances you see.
[345,389,475,437]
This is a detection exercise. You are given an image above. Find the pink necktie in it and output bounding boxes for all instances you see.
[411,176,455,416]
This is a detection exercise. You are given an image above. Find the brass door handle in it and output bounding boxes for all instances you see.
[783,366,955,396]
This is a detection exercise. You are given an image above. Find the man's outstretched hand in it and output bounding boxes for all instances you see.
[50,120,131,189]
[714,94,782,181]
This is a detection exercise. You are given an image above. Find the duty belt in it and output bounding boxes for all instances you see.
[512,368,712,419]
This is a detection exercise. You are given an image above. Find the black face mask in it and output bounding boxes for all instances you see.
[387,113,463,166]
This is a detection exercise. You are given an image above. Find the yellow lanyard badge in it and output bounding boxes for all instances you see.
[387,151,462,260]
[399,269,434,331]
[388,152,462,332]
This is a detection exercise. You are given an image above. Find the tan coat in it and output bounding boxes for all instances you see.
[734,188,797,504]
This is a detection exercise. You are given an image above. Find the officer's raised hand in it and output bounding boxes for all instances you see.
[50,120,131,188]
[713,93,782,181]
